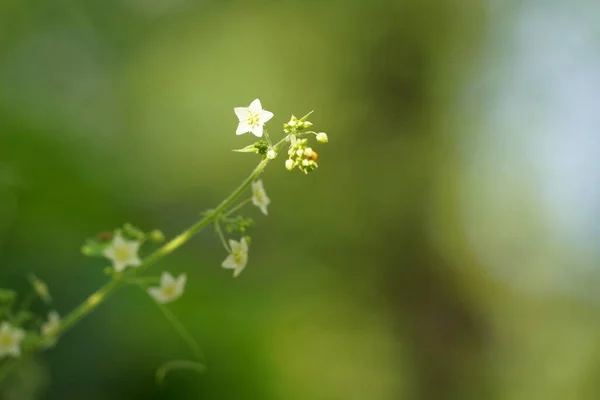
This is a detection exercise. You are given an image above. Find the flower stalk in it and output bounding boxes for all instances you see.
[0,99,329,387]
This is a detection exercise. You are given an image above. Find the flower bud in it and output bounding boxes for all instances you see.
[304,147,314,158]
[316,132,328,143]
[301,159,310,167]
[296,149,304,157]
[285,159,294,171]
[29,275,51,304]
[267,149,276,160]
[150,229,165,243]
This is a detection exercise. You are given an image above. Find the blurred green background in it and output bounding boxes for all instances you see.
[3,0,600,399]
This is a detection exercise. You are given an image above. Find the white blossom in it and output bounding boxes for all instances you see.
[148,272,187,304]
[251,180,270,216]
[221,238,249,277]
[103,234,142,272]
[234,99,274,137]
[0,322,25,358]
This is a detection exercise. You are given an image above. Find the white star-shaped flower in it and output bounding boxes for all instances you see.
[251,180,270,215]
[0,322,25,358]
[234,99,274,137]
[148,272,187,304]
[103,234,142,272]
[221,238,249,277]
[41,311,61,347]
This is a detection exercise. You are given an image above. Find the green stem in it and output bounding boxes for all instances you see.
[155,302,205,362]
[223,198,252,218]
[214,220,230,253]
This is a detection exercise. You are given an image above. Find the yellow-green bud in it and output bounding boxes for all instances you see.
[316,132,328,143]
[296,149,304,157]
[150,229,165,242]
[304,147,314,158]
[29,275,51,304]
[267,149,276,160]
[301,159,310,167]
[285,159,294,171]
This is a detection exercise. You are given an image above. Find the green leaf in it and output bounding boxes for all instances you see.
[232,144,259,153]
[81,238,108,257]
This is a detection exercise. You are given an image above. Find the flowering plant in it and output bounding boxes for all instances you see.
[0,99,328,387]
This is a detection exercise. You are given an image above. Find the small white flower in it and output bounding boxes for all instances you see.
[148,272,187,304]
[103,234,142,272]
[251,180,270,216]
[221,238,249,277]
[234,99,274,137]
[0,322,25,358]
[41,311,61,347]
[266,149,276,160]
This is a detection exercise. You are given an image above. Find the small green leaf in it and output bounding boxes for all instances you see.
[232,144,259,153]
[81,239,108,257]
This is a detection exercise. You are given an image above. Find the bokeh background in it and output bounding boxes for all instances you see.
[2,0,600,399]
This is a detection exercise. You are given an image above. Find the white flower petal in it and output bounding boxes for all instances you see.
[103,246,115,259]
[113,260,127,273]
[240,237,249,252]
[8,345,20,357]
[259,205,268,215]
[228,239,240,252]
[129,256,142,267]
[222,255,238,270]
[148,287,167,303]
[248,99,262,113]
[259,110,274,123]
[234,107,249,121]
[233,265,246,278]
[176,274,187,291]
[250,124,264,137]
[161,272,176,287]
[252,180,263,192]
[112,234,127,248]
[236,121,251,135]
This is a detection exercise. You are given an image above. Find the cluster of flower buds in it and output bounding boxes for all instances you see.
[285,137,319,174]
[282,112,328,174]
[283,114,313,134]
[224,215,254,233]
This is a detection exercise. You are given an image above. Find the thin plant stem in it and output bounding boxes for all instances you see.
[223,198,252,218]
[213,220,230,253]
[155,302,205,362]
